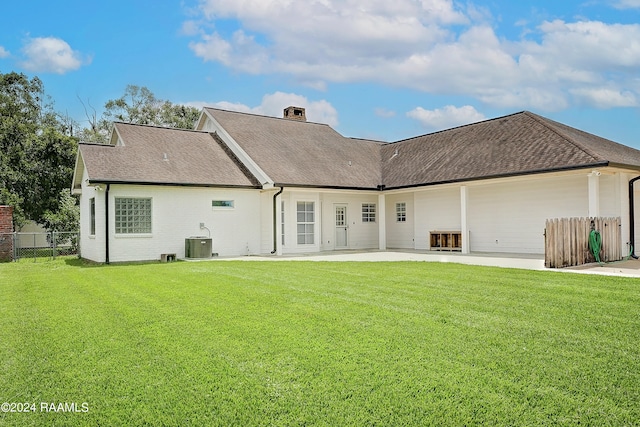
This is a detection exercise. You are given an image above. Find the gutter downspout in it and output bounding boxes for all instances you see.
[629,176,640,259]
[105,184,110,264]
[271,186,284,254]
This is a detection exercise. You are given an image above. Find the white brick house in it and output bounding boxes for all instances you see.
[72,107,640,263]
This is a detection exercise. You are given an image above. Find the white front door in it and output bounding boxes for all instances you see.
[335,205,348,249]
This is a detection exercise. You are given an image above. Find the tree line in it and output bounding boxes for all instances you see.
[0,71,201,231]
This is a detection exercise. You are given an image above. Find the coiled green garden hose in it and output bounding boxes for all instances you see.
[588,228,634,265]
[589,229,602,264]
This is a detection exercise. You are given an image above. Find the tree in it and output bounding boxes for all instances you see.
[0,71,78,229]
[42,189,79,232]
[158,101,203,129]
[103,85,163,125]
[79,85,201,143]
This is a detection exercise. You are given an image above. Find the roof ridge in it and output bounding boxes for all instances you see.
[203,106,332,127]
[347,136,387,145]
[522,111,605,162]
[389,111,527,145]
[114,121,209,134]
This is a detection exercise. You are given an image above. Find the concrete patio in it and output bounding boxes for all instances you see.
[210,249,640,278]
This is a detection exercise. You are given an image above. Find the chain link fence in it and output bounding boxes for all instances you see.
[0,232,80,262]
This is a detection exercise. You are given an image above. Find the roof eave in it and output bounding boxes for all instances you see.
[605,162,640,173]
[383,162,610,191]
[273,182,383,191]
[86,180,262,190]
[71,150,85,194]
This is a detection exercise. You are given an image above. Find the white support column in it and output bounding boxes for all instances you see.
[460,185,470,254]
[378,193,386,250]
[588,171,600,218]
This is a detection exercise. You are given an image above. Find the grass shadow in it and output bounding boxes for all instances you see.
[63,257,186,268]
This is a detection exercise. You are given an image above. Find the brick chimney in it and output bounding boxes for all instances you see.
[0,206,14,262]
[283,106,306,122]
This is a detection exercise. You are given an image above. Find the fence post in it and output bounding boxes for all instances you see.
[13,232,17,262]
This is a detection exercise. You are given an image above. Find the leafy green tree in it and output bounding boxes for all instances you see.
[103,85,163,125]
[1,76,199,230]
[79,85,201,143]
[42,189,79,232]
[0,71,77,228]
[158,101,202,129]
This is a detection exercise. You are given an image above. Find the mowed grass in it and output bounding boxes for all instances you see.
[1,259,639,426]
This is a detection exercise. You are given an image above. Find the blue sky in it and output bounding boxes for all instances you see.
[1,0,640,147]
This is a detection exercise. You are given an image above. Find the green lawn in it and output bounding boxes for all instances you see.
[1,259,639,426]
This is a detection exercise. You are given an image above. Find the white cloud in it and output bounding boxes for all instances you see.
[0,46,9,58]
[20,37,88,74]
[570,87,637,108]
[188,0,463,80]
[374,108,396,118]
[198,0,467,27]
[180,20,202,36]
[534,20,640,70]
[184,91,339,126]
[613,0,640,9]
[189,33,233,64]
[186,1,640,111]
[407,105,486,130]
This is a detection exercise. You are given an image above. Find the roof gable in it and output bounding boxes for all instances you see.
[205,108,383,189]
[79,123,260,188]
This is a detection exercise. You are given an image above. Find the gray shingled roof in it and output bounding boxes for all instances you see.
[78,110,640,192]
[79,123,260,188]
[382,111,640,189]
[532,113,640,168]
[205,108,383,189]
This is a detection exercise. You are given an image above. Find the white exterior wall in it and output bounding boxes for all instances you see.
[409,172,620,255]
[77,165,639,261]
[467,174,587,254]
[279,192,290,254]
[414,186,461,250]
[599,172,632,257]
[78,179,262,262]
[319,192,379,251]
[79,168,104,262]
[272,190,380,254]
[385,193,415,249]
[260,190,275,254]
[108,185,261,262]
[599,174,618,217]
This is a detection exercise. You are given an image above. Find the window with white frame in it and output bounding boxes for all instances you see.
[212,200,234,208]
[115,197,152,234]
[362,203,376,222]
[89,197,96,235]
[396,202,407,222]
[296,201,315,244]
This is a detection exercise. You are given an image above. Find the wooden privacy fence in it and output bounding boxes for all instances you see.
[545,217,621,268]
